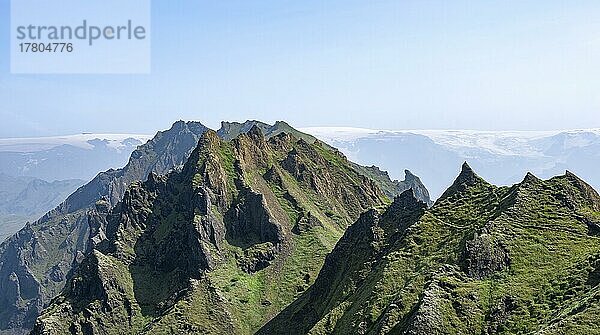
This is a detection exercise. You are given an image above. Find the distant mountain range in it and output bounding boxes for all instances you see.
[0,134,150,244]
[31,125,394,334]
[28,136,600,334]
[0,133,152,181]
[3,122,600,335]
[0,174,84,242]
[5,127,598,201]
[302,127,600,198]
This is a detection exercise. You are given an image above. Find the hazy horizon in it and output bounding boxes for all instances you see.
[3,122,600,139]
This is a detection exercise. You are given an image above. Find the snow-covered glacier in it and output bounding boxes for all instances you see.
[302,127,600,199]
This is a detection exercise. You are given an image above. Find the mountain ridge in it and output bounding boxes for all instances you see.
[31,125,391,334]
[260,164,600,334]
[0,120,429,335]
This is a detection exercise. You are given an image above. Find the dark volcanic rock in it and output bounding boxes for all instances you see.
[292,212,324,235]
[226,188,284,249]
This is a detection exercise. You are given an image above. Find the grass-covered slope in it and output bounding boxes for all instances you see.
[260,163,600,335]
[32,126,391,334]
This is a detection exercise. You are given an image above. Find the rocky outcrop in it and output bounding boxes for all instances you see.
[438,162,486,201]
[31,250,141,335]
[350,164,433,205]
[292,212,324,235]
[404,268,452,335]
[217,120,319,144]
[462,230,511,279]
[403,170,432,206]
[226,189,284,249]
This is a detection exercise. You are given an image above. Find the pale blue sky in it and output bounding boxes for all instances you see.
[1,0,599,137]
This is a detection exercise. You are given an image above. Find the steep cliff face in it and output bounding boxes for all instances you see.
[0,121,209,334]
[351,164,432,206]
[260,164,600,334]
[32,127,392,334]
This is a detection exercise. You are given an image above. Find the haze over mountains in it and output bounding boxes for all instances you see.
[4,127,599,201]
[17,123,600,334]
[0,133,152,182]
[302,127,600,198]
[0,134,152,242]
[0,174,84,242]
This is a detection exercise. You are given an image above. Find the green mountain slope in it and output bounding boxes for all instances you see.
[31,127,393,334]
[260,163,600,334]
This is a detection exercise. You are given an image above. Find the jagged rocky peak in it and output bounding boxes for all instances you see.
[218,120,320,144]
[521,171,541,185]
[232,125,273,169]
[456,161,479,184]
[158,119,208,138]
[402,170,432,206]
[438,162,489,201]
[0,120,214,335]
[378,189,428,237]
[9,119,432,335]
[404,169,418,181]
[347,162,432,205]
[273,120,292,129]
[198,128,221,147]
[218,120,267,137]
[31,121,396,334]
